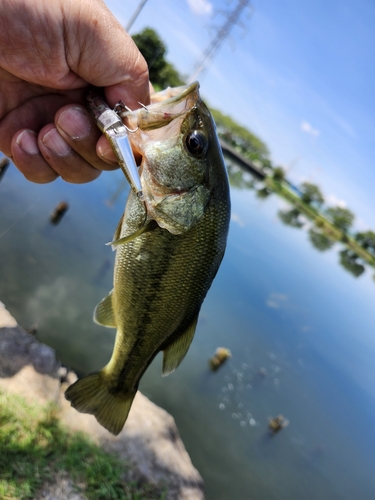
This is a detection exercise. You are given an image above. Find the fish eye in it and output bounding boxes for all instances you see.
[185,131,208,157]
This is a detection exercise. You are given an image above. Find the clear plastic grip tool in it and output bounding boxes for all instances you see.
[87,92,143,199]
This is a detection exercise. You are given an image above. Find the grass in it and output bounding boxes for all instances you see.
[0,390,165,500]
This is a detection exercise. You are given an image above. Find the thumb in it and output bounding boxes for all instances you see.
[63,0,150,109]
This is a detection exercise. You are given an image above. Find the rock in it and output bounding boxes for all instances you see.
[0,301,205,500]
[0,301,17,327]
[59,389,204,500]
[0,302,61,404]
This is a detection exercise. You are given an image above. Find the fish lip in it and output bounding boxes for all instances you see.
[156,81,200,106]
[121,82,200,117]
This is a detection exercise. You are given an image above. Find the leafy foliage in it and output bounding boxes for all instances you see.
[226,161,257,189]
[272,167,286,182]
[339,249,365,277]
[308,228,335,251]
[325,206,355,232]
[355,230,375,257]
[300,182,324,206]
[278,208,304,228]
[132,28,184,89]
[210,107,269,160]
[256,186,273,199]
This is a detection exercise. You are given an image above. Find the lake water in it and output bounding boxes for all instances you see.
[1,154,375,500]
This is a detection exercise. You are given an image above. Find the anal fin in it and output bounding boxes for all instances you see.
[162,314,199,376]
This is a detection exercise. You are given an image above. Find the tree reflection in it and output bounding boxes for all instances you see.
[300,182,324,207]
[256,186,273,199]
[325,206,355,233]
[355,231,375,258]
[226,162,256,190]
[339,249,365,277]
[278,208,304,228]
[222,150,375,282]
[308,228,335,251]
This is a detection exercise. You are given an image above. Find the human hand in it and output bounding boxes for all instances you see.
[0,0,149,183]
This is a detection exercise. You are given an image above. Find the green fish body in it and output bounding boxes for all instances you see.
[65,83,231,435]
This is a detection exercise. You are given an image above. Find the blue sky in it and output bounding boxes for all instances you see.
[106,0,375,230]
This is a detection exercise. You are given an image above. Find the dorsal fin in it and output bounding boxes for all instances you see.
[162,314,199,376]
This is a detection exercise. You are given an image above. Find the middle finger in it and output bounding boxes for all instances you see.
[55,105,118,172]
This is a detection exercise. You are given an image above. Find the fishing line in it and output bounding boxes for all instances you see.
[0,197,41,239]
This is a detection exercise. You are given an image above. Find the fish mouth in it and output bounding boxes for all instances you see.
[119,82,200,126]
[148,81,200,107]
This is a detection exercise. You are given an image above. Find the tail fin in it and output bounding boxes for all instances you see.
[65,372,136,435]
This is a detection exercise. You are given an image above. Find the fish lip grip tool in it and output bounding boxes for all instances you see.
[87,91,143,199]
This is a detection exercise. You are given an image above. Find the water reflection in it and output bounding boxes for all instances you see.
[226,158,375,281]
[2,155,375,499]
[308,228,335,252]
[278,208,305,228]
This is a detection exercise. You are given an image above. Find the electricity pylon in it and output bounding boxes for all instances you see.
[188,0,252,83]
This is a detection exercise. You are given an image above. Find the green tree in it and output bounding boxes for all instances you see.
[132,28,184,88]
[308,228,335,251]
[256,186,273,199]
[300,182,324,206]
[226,162,256,190]
[157,61,184,88]
[278,208,304,228]
[355,230,375,257]
[209,108,269,159]
[339,249,365,277]
[272,167,286,182]
[325,206,355,232]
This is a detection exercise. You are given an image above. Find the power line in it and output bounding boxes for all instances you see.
[188,0,252,83]
[125,0,149,32]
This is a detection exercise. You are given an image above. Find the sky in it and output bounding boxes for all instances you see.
[105,0,375,230]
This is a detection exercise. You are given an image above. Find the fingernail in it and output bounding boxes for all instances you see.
[97,141,116,163]
[16,130,39,155]
[57,107,91,140]
[42,129,72,156]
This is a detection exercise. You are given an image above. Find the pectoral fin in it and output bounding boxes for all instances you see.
[113,213,124,242]
[162,314,199,376]
[107,220,158,248]
[94,290,116,328]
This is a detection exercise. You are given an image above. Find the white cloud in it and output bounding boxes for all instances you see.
[301,121,320,137]
[266,293,288,309]
[186,0,213,16]
[326,194,347,208]
[231,212,245,227]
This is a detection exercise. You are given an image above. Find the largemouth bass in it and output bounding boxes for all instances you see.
[65,82,231,435]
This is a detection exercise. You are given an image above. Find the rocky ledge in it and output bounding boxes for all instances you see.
[0,301,204,500]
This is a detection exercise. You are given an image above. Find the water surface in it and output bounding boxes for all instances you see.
[1,157,374,499]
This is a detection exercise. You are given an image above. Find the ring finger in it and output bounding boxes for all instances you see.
[38,123,102,184]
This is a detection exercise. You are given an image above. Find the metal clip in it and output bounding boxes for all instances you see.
[87,92,143,199]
